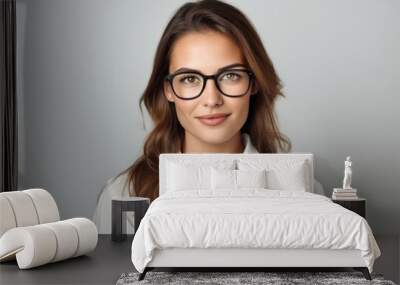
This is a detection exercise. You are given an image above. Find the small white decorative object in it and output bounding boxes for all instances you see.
[342,156,353,189]
[332,156,358,200]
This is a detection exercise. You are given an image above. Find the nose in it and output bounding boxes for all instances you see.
[201,78,223,107]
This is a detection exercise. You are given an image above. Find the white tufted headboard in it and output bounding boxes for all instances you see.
[159,153,314,195]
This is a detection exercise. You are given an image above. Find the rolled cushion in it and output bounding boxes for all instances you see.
[23,189,60,223]
[0,218,98,269]
[0,196,17,237]
[64,218,98,257]
[0,191,39,227]
[0,189,60,238]
[41,221,79,262]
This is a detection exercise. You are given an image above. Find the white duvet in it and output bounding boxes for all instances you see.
[131,189,381,273]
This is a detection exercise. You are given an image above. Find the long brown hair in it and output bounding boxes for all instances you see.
[125,0,291,201]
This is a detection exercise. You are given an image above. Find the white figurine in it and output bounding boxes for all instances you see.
[342,156,352,189]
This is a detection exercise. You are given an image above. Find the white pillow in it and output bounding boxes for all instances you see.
[211,168,267,190]
[238,159,309,191]
[266,161,308,191]
[211,168,236,190]
[166,160,235,192]
[237,169,267,188]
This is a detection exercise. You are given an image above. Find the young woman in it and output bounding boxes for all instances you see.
[93,0,324,233]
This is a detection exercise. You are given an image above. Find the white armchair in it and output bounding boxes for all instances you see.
[0,189,98,269]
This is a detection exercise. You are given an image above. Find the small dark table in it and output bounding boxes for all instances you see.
[332,198,366,218]
[112,197,150,241]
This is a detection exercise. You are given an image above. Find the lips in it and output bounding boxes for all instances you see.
[196,113,230,126]
[196,113,230,119]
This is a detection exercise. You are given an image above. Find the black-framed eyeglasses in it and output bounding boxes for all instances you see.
[165,67,254,100]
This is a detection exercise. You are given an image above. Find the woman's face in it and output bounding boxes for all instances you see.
[164,30,255,148]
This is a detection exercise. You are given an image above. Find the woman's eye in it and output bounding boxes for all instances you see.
[180,75,200,84]
[221,72,241,81]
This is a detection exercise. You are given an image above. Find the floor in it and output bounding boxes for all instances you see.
[0,235,398,284]
[374,234,400,284]
[0,235,134,285]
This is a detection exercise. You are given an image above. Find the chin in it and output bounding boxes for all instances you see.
[196,129,236,145]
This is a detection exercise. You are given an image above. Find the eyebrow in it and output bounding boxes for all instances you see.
[172,63,247,74]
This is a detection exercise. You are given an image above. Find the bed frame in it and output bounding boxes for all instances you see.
[138,153,372,281]
[140,248,371,280]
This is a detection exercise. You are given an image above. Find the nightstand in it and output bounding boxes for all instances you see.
[332,198,366,218]
[111,197,150,242]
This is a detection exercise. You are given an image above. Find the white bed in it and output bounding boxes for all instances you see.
[130,153,381,280]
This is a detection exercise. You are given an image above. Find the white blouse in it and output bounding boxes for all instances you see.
[92,133,325,234]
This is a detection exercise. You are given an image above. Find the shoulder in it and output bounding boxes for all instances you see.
[242,133,258,153]
[106,171,133,197]
[96,170,133,204]
[93,170,133,233]
[313,179,326,196]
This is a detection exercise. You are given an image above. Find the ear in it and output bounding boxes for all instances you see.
[163,80,175,102]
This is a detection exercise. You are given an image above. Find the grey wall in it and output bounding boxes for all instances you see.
[16,0,400,235]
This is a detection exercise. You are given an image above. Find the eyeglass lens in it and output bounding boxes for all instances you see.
[171,70,251,99]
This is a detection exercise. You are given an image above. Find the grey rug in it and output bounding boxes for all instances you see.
[116,271,396,285]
